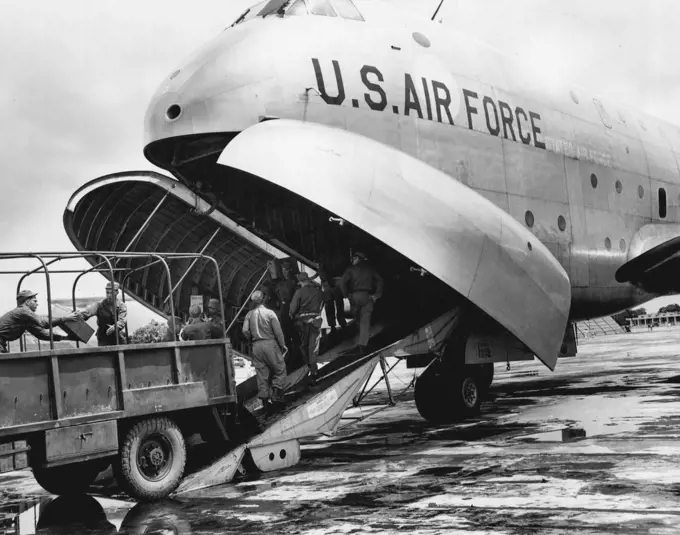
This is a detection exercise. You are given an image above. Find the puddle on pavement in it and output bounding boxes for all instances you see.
[0,495,155,535]
[514,395,642,442]
[0,493,293,534]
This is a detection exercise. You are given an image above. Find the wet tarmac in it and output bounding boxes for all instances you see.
[3,329,680,534]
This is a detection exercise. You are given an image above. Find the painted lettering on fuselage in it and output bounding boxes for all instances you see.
[311,58,583,156]
[543,136,613,167]
[461,89,544,150]
[312,58,456,126]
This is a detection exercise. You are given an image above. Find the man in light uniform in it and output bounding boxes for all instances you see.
[76,282,128,346]
[290,272,325,381]
[339,251,384,356]
[242,290,288,414]
[0,290,77,352]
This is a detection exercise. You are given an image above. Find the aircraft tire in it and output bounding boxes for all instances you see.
[33,459,105,496]
[415,362,482,423]
[115,416,186,501]
[450,368,483,419]
[414,362,449,423]
[476,363,494,393]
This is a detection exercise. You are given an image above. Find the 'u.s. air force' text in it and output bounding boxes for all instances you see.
[312,58,546,151]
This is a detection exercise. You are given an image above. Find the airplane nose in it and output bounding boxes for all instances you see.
[144,23,279,162]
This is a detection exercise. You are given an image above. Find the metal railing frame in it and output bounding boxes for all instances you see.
[0,251,225,352]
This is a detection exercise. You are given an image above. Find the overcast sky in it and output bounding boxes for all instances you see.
[0,0,678,315]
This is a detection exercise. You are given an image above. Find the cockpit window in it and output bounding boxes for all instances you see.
[231,0,363,26]
[329,0,364,21]
[258,0,289,17]
[286,0,309,16]
[231,1,268,26]
[307,0,337,17]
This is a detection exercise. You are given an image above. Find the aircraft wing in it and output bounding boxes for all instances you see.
[616,223,680,293]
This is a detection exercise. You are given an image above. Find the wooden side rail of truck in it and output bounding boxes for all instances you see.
[0,339,236,500]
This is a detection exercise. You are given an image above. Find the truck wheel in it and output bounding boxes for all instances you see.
[33,460,104,495]
[120,500,190,535]
[116,417,186,501]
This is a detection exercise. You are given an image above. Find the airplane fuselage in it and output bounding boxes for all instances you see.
[144,8,680,322]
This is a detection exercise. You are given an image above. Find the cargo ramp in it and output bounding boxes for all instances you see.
[176,309,459,494]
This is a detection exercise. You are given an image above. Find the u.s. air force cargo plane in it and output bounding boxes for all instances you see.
[64,0,680,423]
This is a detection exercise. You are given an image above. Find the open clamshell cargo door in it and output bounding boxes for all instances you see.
[217,120,571,370]
[63,171,299,336]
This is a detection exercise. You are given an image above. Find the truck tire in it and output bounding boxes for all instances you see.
[120,500,190,535]
[33,459,104,496]
[115,416,186,501]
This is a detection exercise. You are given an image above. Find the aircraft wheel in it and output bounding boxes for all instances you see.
[415,361,482,423]
[453,370,482,418]
[33,459,105,496]
[414,362,448,423]
[115,416,186,501]
[476,363,494,393]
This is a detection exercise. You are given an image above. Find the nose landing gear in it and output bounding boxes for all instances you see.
[414,359,490,423]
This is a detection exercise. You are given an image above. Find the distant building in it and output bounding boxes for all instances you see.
[627,312,680,331]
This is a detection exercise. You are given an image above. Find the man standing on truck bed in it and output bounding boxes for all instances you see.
[242,290,288,414]
[182,305,224,340]
[0,290,78,352]
[76,282,128,346]
[206,298,226,334]
[339,251,384,356]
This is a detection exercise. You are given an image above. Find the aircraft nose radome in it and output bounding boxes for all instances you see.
[144,23,279,149]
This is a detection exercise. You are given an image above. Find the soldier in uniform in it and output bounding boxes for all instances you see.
[317,262,347,336]
[76,282,128,346]
[339,251,384,356]
[289,272,325,380]
[206,298,225,330]
[0,290,77,352]
[181,305,224,340]
[242,290,288,414]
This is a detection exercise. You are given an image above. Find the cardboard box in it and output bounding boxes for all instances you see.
[61,317,95,343]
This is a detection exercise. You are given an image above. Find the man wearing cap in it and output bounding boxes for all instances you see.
[289,272,325,381]
[181,305,224,341]
[339,251,384,356]
[242,290,288,414]
[76,282,128,346]
[206,298,225,332]
[0,290,78,352]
